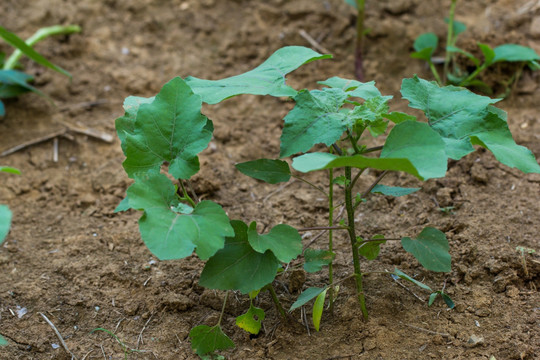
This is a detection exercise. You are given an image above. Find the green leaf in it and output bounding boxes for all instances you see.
[445,18,467,37]
[292,152,422,179]
[114,196,130,213]
[115,95,154,145]
[401,227,451,272]
[186,46,331,104]
[0,334,7,346]
[402,76,540,173]
[0,70,45,99]
[290,287,326,311]
[303,249,335,273]
[392,268,433,291]
[383,111,416,124]
[349,95,393,137]
[0,166,20,174]
[199,221,280,294]
[318,76,382,99]
[236,304,265,335]
[0,205,12,244]
[280,88,350,157]
[441,293,455,309]
[345,0,357,9]
[469,107,540,173]
[120,77,212,179]
[381,121,448,180]
[0,25,71,77]
[189,325,234,356]
[235,159,291,184]
[127,173,233,260]
[401,76,498,159]
[247,222,302,263]
[357,235,386,260]
[0,100,4,117]
[411,33,438,61]
[312,288,328,332]
[477,43,495,66]
[493,44,540,63]
[371,184,420,197]
[428,292,438,306]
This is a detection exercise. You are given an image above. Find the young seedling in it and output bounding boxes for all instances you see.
[0,25,80,116]
[115,46,540,358]
[0,166,20,346]
[344,0,366,81]
[411,0,540,95]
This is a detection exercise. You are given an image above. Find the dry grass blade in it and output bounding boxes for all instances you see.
[39,312,78,359]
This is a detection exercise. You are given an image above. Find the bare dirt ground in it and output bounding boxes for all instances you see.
[0,0,539,359]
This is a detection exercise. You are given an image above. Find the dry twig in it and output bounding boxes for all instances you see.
[39,312,78,359]
[298,29,330,54]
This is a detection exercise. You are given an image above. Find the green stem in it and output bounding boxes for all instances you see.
[443,0,458,83]
[297,226,348,232]
[292,175,328,197]
[429,61,443,86]
[362,145,383,154]
[266,284,287,319]
[217,292,228,326]
[347,129,362,154]
[328,167,335,313]
[345,166,368,320]
[179,181,196,208]
[459,63,487,86]
[4,25,81,70]
[355,0,366,81]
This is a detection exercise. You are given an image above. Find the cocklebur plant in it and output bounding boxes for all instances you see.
[411,0,540,95]
[0,25,80,116]
[115,46,540,358]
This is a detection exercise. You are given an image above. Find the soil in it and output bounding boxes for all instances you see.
[1,0,539,359]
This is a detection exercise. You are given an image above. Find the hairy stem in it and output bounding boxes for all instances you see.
[4,25,81,70]
[345,166,368,319]
[429,61,443,86]
[443,0,458,83]
[328,167,335,313]
[355,0,366,81]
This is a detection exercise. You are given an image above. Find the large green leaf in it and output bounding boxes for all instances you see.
[401,76,540,173]
[235,303,265,335]
[247,222,302,263]
[199,221,280,294]
[292,152,421,178]
[0,205,12,244]
[380,121,448,180]
[0,25,71,77]
[0,334,7,346]
[120,77,212,179]
[186,46,331,104]
[292,121,447,180]
[115,95,154,145]
[318,76,382,99]
[280,88,350,157]
[401,227,451,272]
[235,159,291,184]
[189,325,234,356]
[127,173,233,260]
[493,44,540,63]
